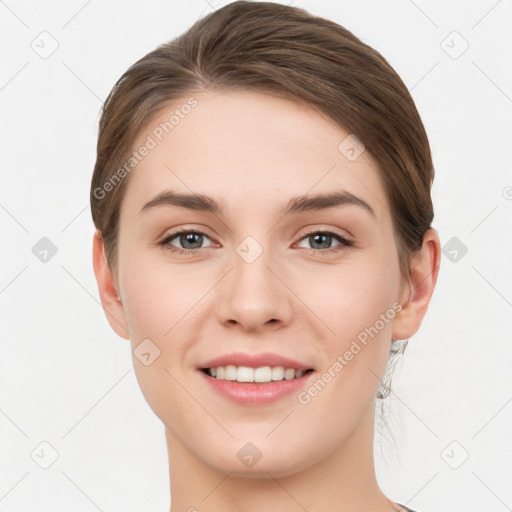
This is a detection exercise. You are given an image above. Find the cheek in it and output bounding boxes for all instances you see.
[118,258,203,421]
[120,248,208,338]
[294,256,399,343]
[291,250,399,399]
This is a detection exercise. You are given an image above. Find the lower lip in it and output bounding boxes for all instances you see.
[198,370,315,405]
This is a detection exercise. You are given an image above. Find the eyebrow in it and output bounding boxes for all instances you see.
[139,189,375,218]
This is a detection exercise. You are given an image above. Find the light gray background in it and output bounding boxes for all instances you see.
[1,0,511,510]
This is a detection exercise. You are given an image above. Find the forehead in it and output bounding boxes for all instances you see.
[120,89,388,222]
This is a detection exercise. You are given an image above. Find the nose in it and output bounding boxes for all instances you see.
[215,244,294,332]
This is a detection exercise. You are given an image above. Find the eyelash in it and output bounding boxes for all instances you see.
[158,228,354,256]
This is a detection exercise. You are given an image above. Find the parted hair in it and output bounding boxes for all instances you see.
[90,0,434,301]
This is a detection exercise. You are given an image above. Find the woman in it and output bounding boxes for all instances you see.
[90,2,441,510]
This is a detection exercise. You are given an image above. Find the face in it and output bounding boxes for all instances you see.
[108,89,412,477]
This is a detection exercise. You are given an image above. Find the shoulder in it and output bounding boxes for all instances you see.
[397,505,419,512]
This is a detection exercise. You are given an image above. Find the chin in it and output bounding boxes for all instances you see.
[200,440,321,479]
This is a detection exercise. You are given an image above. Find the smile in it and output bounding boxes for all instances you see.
[202,365,314,383]
[197,351,316,405]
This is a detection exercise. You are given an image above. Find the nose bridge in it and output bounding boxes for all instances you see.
[215,233,292,329]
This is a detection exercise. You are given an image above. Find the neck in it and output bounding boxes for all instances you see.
[166,403,398,512]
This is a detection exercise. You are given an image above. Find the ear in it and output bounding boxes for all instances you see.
[92,230,130,340]
[392,228,441,340]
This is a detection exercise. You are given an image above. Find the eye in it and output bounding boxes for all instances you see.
[159,229,214,255]
[296,230,354,254]
[158,228,354,256]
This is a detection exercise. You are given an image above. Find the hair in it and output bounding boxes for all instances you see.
[90,1,435,400]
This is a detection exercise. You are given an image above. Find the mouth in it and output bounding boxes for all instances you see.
[197,352,316,404]
[200,365,315,383]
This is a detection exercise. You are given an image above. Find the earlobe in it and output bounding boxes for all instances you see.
[92,230,130,340]
[392,228,441,341]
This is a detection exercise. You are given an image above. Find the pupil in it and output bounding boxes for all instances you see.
[181,233,202,249]
[311,233,331,249]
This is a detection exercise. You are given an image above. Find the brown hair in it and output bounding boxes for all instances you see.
[91,0,434,294]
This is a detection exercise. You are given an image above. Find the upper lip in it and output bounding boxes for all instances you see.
[200,352,313,371]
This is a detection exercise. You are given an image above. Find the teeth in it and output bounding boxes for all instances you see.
[271,366,284,381]
[284,368,295,380]
[237,366,254,382]
[206,365,308,383]
[225,365,237,381]
[254,366,271,382]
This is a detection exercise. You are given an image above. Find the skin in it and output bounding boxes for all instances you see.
[93,89,441,512]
